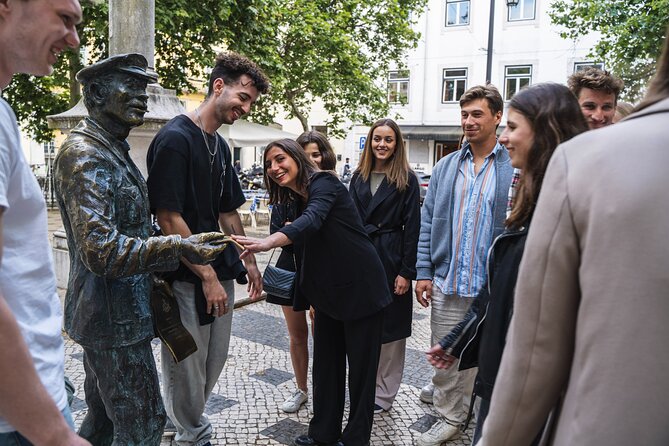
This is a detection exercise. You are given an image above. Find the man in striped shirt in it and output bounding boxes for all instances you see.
[415,85,514,446]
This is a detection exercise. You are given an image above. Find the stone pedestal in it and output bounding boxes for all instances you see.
[52,230,70,290]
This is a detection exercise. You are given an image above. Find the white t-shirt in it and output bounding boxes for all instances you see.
[0,99,66,432]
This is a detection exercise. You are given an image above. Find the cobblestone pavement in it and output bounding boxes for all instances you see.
[49,209,475,445]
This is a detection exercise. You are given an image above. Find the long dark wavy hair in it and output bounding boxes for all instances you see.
[356,118,411,191]
[295,130,337,171]
[506,83,589,229]
[263,139,318,205]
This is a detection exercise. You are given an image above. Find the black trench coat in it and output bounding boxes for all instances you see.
[349,171,420,343]
[279,172,392,321]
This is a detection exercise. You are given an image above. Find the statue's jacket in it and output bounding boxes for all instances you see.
[53,118,182,349]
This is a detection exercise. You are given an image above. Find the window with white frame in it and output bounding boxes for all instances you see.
[442,68,468,103]
[574,62,605,72]
[508,0,536,21]
[388,70,409,104]
[311,125,328,136]
[504,65,532,100]
[446,0,469,26]
[42,140,55,157]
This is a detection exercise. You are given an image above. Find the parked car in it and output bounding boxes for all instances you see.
[415,171,430,205]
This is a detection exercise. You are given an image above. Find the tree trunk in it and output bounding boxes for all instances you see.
[288,96,309,132]
[68,52,83,107]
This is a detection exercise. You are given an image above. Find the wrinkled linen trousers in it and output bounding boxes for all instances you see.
[162,280,235,446]
[430,287,477,427]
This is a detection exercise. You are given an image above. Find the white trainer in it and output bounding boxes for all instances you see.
[416,420,461,446]
[420,382,434,404]
[280,389,308,413]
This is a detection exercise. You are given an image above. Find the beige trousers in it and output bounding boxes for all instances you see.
[430,287,477,426]
[374,338,407,410]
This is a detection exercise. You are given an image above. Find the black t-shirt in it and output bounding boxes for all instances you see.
[147,114,246,283]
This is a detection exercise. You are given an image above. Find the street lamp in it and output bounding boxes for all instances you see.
[486,0,524,83]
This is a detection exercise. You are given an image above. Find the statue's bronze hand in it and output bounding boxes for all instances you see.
[182,232,235,264]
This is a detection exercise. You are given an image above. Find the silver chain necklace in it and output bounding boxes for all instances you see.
[195,107,218,170]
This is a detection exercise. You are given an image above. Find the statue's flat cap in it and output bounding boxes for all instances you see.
[76,53,158,84]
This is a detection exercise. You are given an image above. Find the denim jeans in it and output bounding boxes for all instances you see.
[473,397,490,444]
[0,406,74,446]
[474,396,543,446]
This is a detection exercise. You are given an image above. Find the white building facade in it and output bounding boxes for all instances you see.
[345,0,602,173]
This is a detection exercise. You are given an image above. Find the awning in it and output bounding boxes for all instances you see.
[399,125,462,141]
[217,120,297,147]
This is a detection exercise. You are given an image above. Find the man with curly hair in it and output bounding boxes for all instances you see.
[567,67,624,129]
[146,52,269,446]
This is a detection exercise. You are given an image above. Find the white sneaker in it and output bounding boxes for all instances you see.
[420,382,434,404]
[280,389,308,413]
[416,420,461,446]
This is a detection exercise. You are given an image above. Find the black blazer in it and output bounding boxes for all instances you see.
[349,171,421,342]
[279,172,392,321]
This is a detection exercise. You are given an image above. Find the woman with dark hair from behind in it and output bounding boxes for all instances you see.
[424,83,589,444]
[265,130,336,414]
[349,119,420,414]
[476,32,669,446]
[235,139,391,446]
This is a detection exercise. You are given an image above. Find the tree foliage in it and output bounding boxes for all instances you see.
[550,0,669,101]
[232,0,427,136]
[2,0,426,142]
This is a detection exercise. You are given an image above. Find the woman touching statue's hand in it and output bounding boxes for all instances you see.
[233,232,290,260]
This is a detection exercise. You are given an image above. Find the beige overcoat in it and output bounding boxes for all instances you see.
[478,98,669,446]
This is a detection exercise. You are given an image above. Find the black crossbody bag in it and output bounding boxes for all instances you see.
[262,249,296,300]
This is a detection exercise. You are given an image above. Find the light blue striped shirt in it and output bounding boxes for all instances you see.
[435,142,502,297]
